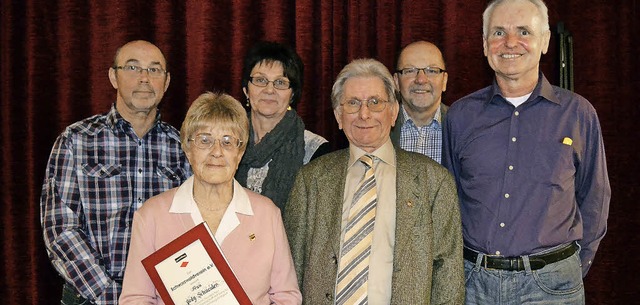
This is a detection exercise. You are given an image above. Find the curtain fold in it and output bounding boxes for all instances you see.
[1,0,638,303]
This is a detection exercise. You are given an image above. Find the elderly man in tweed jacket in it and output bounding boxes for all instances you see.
[284,58,464,305]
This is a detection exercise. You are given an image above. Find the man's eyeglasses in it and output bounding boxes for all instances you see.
[188,134,243,150]
[249,76,291,90]
[396,67,446,78]
[340,98,389,114]
[114,65,167,78]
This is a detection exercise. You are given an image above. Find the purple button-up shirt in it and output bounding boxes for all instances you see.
[443,72,610,276]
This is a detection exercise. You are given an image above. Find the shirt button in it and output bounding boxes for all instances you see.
[138,168,142,174]
[514,111,520,116]
[508,165,514,170]
[511,137,517,142]
[504,193,510,198]
[495,251,501,255]
[500,222,505,227]
[138,197,142,203]
[138,140,142,146]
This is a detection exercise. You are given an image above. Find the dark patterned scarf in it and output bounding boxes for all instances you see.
[235,110,305,210]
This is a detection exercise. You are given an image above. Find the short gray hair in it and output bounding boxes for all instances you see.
[180,91,249,152]
[330,58,397,110]
[482,0,550,39]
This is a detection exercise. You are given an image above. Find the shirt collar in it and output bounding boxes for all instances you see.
[169,176,254,216]
[348,138,396,169]
[170,176,254,243]
[105,104,123,130]
[106,103,166,133]
[488,71,561,107]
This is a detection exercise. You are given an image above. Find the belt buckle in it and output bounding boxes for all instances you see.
[509,257,522,271]
[482,253,501,270]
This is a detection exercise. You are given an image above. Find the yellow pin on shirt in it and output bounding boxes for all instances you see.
[562,137,573,146]
[249,233,256,241]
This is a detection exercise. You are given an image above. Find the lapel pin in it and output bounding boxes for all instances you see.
[249,233,256,241]
[406,200,413,207]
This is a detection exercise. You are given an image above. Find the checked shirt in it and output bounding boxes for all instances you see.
[40,105,191,304]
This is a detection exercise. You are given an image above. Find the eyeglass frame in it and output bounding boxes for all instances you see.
[396,67,446,78]
[339,97,390,114]
[248,76,291,90]
[113,64,168,78]
[187,134,243,150]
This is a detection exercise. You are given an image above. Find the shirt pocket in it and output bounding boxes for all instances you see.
[78,162,129,222]
[532,141,576,185]
[81,163,122,178]
[155,164,188,182]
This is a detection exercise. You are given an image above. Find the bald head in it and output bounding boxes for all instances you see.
[396,41,446,71]
[113,40,167,70]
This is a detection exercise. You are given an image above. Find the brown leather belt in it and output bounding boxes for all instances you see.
[463,242,578,271]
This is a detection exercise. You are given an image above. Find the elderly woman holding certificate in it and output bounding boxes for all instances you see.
[120,92,302,305]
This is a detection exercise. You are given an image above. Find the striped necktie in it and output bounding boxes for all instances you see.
[336,154,377,305]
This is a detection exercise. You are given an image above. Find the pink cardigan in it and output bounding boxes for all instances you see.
[119,178,302,305]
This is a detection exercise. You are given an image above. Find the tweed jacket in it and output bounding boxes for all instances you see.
[284,147,464,305]
[390,103,449,147]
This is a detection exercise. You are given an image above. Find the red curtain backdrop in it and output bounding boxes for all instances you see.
[1,0,638,303]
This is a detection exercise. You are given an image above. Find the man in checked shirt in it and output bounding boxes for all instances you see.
[391,41,448,164]
[40,40,191,305]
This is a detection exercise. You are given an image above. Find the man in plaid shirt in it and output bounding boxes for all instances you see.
[40,40,191,305]
[390,41,449,164]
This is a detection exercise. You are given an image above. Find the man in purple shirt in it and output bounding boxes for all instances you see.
[442,0,611,304]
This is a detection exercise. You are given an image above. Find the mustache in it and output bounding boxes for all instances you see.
[133,85,155,93]
[409,84,432,92]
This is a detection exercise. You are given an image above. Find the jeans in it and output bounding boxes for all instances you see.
[464,245,585,305]
[61,283,92,305]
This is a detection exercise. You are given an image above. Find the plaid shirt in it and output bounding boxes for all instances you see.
[40,105,191,304]
[399,105,443,164]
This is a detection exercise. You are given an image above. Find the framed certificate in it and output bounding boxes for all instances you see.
[141,222,252,305]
